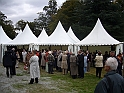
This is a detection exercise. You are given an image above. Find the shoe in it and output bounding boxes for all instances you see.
[29,78,34,84]
[35,78,38,83]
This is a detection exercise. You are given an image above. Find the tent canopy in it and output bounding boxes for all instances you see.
[75,18,120,46]
[6,24,38,45]
[37,28,48,42]
[0,26,12,44]
[42,21,74,45]
[67,27,80,43]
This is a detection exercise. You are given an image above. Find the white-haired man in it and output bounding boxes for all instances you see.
[94,57,124,93]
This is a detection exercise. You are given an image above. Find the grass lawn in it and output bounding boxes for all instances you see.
[13,63,106,93]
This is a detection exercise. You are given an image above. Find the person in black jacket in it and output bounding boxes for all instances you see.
[77,50,84,78]
[11,48,17,75]
[3,51,13,78]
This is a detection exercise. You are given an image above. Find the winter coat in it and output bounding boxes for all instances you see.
[3,51,13,67]
[77,54,84,67]
[94,70,124,93]
[61,54,68,69]
[70,54,78,75]
[29,55,40,79]
[94,55,103,67]
[57,53,62,67]
[41,52,46,66]
[47,54,55,65]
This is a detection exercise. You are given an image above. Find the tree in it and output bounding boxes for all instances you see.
[34,0,58,35]
[15,20,26,31]
[0,11,15,39]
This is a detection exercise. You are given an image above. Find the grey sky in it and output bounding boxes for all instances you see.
[0,0,66,24]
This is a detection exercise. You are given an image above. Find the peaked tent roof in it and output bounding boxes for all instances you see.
[0,26,12,44]
[43,21,74,45]
[15,30,22,38]
[37,28,48,42]
[67,27,80,43]
[6,24,38,45]
[76,18,120,46]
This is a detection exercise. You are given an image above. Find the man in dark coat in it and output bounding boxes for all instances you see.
[94,57,124,93]
[11,48,17,75]
[77,50,84,78]
[3,51,13,78]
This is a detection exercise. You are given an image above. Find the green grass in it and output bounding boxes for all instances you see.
[12,63,106,93]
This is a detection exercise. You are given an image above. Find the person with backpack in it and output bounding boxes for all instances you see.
[94,57,124,93]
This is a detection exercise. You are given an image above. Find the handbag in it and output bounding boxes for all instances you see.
[24,64,28,70]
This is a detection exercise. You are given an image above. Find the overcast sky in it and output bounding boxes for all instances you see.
[0,0,66,24]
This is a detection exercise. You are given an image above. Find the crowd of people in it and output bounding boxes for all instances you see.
[2,48,124,92]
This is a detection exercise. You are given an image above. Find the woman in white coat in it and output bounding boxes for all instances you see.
[29,50,40,84]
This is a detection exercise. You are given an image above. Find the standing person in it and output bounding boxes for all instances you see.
[77,50,84,78]
[38,50,42,67]
[109,51,122,76]
[47,51,55,74]
[94,57,124,93]
[103,51,109,66]
[61,51,68,75]
[25,51,32,73]
[29,50,40,84]
[70,53,78,79]
[15,51,20,68]
[41,49,46,70]
[22,49,27,63]
[86,50,91,72]
[57,50,63,72]
[117,53,123,76]
[3,51,13,78]
[94,51,103,78]
[84,52,87,73]
[11,48,17,75]
[45,50,49,72]
[66,50,70,74]
[52,49,58,70]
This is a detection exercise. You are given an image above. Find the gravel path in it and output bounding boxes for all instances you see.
[0,63,30,93]
[0,63,65,93]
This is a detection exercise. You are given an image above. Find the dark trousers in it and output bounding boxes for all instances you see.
[48,63,53,74]
[55,58,58,70]
[79,66,84,78]
[12,63,16,75]
[6,66,13,77]
[96,67,102,78]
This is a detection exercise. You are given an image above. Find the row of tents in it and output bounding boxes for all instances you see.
[0,18,123,57]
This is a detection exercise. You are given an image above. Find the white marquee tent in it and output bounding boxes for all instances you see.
[75,18,120,46]
[6,24,38,45]
[67,27,80,43]
[42,21,74,45]
[0,26,12,62]
[67,27,80,54]
[0,26,12,44]
[37,28,48,43]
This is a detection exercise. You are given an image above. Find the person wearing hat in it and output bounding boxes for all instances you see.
[94,57,124,93]
[47,51,55,74]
